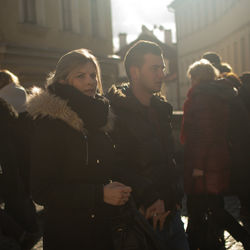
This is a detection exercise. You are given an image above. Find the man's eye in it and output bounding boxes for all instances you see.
[90,73,97,79]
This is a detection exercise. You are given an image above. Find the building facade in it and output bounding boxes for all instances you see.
[0,0,117,89]
[169,0,250,107]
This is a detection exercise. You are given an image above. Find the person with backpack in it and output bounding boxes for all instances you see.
[181,59,250,249]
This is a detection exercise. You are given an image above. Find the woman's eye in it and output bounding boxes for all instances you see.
[90,73,97,79]
[78,74,85,79]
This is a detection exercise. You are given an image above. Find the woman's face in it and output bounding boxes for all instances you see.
[67,62,98,97]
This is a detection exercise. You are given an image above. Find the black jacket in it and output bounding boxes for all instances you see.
[0,98,21,199]
[107,83,182,210]
[27,83,118,250]
[0,98,38,233]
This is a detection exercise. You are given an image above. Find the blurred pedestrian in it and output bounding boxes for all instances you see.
[202,51,233,75]
[238,72,250,232]
[181,59,250,249]
[0,70,27,113]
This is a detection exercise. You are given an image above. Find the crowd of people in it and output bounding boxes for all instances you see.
[0,40,250,250]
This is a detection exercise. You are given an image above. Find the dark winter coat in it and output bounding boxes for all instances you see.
[0,98,38,233]
[27,83,118,250]
[0,98,21,200]
[107,83,182,210]
[181,79,250,195]
[239,81,250,117]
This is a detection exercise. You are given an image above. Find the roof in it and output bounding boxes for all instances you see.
[168,0,182,9]
[116,32,176,60]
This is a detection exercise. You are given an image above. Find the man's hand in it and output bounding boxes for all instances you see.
[104,181,132,206]
[145,199,165,219]
[153,210,171,231]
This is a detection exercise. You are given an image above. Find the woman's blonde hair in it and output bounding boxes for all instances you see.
[47,49,103,94]
[0,69,20,89]
[187,59,219,83]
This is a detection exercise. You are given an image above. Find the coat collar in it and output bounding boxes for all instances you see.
[188,79,238,100]
[26,89,114,134]
[107,82,172,117]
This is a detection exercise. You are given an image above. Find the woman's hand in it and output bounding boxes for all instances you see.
[104,182,132,206]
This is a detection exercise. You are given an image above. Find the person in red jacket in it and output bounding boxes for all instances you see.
[181,59,250,249]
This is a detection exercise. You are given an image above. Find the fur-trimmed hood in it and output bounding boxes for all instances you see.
[107,82,173,117]
[26,88,114,134]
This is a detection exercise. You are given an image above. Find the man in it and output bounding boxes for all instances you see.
[107,40,189,250]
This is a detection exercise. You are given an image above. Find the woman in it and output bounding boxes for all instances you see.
[27,49,132,249]
[181,59,250,249]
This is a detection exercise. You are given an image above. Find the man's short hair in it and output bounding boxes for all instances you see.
[124,40,163,80]
[202,52,221,66]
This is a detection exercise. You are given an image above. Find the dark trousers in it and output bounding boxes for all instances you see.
[186,195,250,250]
[239,194,250,233]
[4,197,38,233]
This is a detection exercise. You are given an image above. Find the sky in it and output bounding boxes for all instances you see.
[111,0,176,52]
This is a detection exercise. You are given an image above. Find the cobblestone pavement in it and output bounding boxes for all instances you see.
[32,196,245,250]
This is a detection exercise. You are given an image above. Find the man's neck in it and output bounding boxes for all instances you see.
[131,82,152,107]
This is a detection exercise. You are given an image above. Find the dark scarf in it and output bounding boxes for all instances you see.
[48,82,109,131]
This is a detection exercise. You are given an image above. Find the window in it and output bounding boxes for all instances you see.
[233,41,238,73]
[19,0,45,26]
[61,0,72,31]
[90,0,99,37]
[212,0,217,21]
[249,33,250,69]
[22,0,36,24]
[241,37,246,72]
[227,44,231,62]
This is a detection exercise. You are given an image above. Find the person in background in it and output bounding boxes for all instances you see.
[0,98,39,249]
[238,72,250,232]
[221,72,242,90]
[239,72,250,115]
[202,51,233,75]
[26,48,132,250]
[181,59,250,249]
[0,70,27,113]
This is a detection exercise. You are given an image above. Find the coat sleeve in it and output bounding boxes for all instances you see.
[30,120,103,209]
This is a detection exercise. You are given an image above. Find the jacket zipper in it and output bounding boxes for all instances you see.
[83,134,89,165]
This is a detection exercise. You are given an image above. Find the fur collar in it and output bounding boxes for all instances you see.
[26,89,114,134]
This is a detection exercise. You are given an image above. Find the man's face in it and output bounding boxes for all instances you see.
[136,53,166,93]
